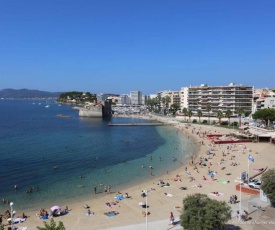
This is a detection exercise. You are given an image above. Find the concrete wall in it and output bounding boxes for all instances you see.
[79,104,103,117]
[79,100,112,117]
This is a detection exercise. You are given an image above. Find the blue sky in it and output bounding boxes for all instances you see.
[1,0,274,95]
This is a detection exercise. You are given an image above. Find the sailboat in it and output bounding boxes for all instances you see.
[45,101,50,108]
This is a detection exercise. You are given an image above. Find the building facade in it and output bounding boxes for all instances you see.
[181,83,253,117]
[130,91,142,105]
[118,94,131,105]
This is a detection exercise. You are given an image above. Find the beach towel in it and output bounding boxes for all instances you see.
[163,184,171,188]
[219,180,229,184]
[16,227,28,230]
[185,170,191,175]
[8,218,26,224]
[209,192,224,197]
[114,195,125,201]
[85,212,94,216]
[165,193,173,197]
[209,172,217,176]
[191,185,202,189]
[105,211,119,217]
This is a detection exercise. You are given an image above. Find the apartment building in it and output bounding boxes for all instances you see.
[130,91,142,105]
[118,94,131,105]
[253,88,275,113]
[181,83,253,117]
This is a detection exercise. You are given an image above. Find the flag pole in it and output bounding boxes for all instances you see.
[239,180,242,220]
[247,156,250,182]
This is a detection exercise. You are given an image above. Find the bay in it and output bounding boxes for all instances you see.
[0,100,196,211]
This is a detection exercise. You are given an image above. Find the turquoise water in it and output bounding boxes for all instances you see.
[0,100,196,211]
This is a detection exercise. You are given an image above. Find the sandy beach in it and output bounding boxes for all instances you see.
[4,115,275,230]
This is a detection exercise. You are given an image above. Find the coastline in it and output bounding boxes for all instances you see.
[5,115,275,230]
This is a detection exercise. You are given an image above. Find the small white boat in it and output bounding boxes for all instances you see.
[45,105,50,108]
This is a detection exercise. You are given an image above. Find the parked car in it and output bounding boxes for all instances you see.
[248,180,262,189]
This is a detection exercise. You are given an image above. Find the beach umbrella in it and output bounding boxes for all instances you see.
[51,205,61,212]
[139,202,145,206]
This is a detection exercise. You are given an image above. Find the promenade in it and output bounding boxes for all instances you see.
[106,195,274,230]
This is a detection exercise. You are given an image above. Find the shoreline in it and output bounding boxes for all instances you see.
[4,115,275,230]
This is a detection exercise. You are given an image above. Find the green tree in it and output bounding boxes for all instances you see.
[252,108,275,125]
[261,169,275,206]
[180,193,231,230]
[216,111,223,124]
[197,110,202,123]
[206,104,211,124]
[225,109,232,127]
[182,107,188,121]
[171,103,180,115]
[37,218,65,230]
[236,107,244,126]
[187,110,193,123]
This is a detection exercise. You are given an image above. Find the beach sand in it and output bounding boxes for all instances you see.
[6,116,275,230]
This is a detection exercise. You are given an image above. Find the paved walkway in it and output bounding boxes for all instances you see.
[105,195,275,230]
[106,218,182,230]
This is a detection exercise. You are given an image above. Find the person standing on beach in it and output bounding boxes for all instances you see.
[108,185,111,194]
[94,186,97,194]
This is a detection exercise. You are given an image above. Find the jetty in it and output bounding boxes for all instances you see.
[108,123,167,126]
[56,114,72,118]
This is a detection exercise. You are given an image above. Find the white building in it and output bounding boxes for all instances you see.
[262,97,275,109]
[180,83,253,117]
[118,94,131,105]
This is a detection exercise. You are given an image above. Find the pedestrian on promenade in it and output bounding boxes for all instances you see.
[170,212,175,225]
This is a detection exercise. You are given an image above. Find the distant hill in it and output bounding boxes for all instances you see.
[0,88,62,99]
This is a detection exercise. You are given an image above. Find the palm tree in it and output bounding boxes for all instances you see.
[182,107,188,121]
[171,103,180,115]
[206,104,211,124]
[236,107,244,126]
[197,110,202,123]
[165,96,171,113]
[187,110,193,123]
[216,111,223,125]
[37,218,65,230]
[225,109,232,127]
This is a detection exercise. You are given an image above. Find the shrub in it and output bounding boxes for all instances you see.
[231,121,238,126]
[261,169,275,206]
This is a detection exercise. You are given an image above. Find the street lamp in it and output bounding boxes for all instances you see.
[235,180,242,220]
[9,202,16,230]
[144,190,148,230]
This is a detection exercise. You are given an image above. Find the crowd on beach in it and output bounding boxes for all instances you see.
[2,116,273,230]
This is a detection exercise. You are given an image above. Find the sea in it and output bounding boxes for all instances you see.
[0,99,197,212]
